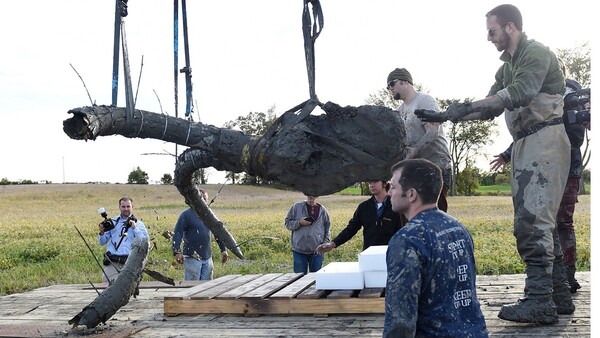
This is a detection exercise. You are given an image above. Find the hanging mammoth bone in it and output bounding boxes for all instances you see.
[63,102,407,258]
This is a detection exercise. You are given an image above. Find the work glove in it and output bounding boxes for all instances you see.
[414,109,449,123]
[445,102,473,122]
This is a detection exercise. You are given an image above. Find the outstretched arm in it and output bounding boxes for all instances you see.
[415,95,505,123]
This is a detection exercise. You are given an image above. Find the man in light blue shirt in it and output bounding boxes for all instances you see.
[98,196,149,283]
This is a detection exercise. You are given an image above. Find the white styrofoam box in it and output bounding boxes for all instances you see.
[315,262,364,290]
[364,270,387,288]
[358,245,388,272]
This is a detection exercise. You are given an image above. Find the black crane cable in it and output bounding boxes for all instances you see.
[283,0,324,125]
[302,0,323,102]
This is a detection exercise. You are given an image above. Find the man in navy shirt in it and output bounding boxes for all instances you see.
[384,159,488,337]
[172,188,228,280]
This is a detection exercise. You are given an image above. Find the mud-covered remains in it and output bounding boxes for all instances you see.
[64,102,406,259]
[69,237,149,329]
[63,102,407,196]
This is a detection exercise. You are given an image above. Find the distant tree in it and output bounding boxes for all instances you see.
[495,173,510,185]
[223,105,277,185]
[160,173,173,185]
[557,42,591,87]
[240,175,259,185]
[439,99,498,195]
[225,171,240,185]
[128,167,149,184]
[479,171,496,186]
[223,106,277,136]
[456,164,480,196]
[359,182,369,196]
[193,169,208,185]
[365,88,401,110]
[0,177,9,185]
[582,169,590,185]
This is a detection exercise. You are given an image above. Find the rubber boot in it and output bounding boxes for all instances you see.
[552,237,576,314]
[552,289,575,315]
[499,265,558,324]
[498,297,558,324]
[566,266,581,293]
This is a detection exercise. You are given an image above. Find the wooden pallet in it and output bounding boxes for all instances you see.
[164,272,385,316]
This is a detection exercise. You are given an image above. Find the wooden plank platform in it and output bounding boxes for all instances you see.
[0,272,590,337]
[164,272,385,315]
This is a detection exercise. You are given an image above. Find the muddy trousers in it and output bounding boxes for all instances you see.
[556,176,580,267]
[511,125,570,298]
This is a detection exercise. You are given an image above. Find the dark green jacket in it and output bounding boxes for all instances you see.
[488,33,564,109]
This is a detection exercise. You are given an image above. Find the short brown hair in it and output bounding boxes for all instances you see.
[391,159,442,204]
[487,4,522,31]
[119,196,133,205]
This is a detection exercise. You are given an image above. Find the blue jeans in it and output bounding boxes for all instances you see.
[184,257,214,280]
[293,250,324,274]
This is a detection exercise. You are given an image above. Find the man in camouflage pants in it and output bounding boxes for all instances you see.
[490,77,587,294]
[416,4,574,324]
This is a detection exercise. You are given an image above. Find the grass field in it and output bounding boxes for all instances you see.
[476,184,591,196]
[0,184,591,296]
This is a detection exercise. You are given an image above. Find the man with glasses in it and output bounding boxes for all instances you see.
[415,4,573,324]
[386,67,451,212]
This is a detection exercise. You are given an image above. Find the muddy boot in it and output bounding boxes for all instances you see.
[566,266,581,293]
[552,289,575,314]
[498,297,558,324]
[552,233,576,313]
[552,259,575,314]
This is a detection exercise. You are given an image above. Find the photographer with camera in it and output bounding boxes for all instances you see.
[97,196,149,283]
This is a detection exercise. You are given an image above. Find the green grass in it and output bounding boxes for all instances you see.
[476,183,590,195]
[477,184,512,194]
[0,184,591,296]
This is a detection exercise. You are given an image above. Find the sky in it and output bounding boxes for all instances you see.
[0,0,595,184]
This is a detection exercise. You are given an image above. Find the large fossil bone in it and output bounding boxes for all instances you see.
[63,102,406,257]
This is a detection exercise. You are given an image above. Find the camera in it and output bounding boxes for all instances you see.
[124,214,138,229]
[563,88,591,126]
[98,207,115,232]
[565,109,590,125]
[117,214,138,237]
